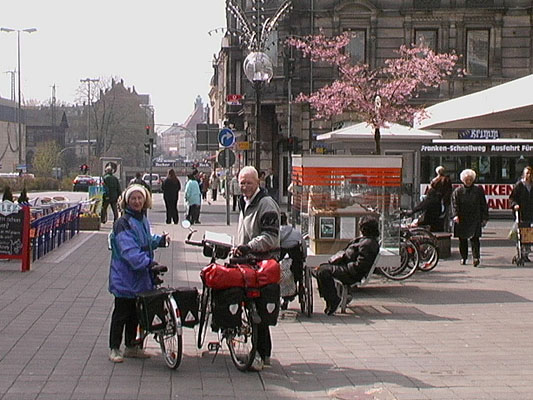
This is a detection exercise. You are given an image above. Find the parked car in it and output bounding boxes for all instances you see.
[72,175,96,192]
[142,173,162,192]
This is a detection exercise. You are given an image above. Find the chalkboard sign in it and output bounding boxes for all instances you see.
[0,209,24,255]
[0,202,31,271]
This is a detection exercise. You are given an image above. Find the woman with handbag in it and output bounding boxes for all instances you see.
[313,216,380,315]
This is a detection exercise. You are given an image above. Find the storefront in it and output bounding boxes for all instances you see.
[420,138,533,213]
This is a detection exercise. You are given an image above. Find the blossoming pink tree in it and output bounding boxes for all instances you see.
[287,33,460,154]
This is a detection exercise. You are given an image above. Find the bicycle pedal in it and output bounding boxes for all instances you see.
[208,341,221,352]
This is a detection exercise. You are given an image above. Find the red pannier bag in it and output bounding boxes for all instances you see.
[201,259,280,290]
[255,259,281,287]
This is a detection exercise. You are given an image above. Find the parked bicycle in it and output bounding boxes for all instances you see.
[183,222,280,372]
[134,265,183,369]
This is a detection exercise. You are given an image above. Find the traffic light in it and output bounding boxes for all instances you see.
[286,137,303,153]
[144,143,151,155]
[145,125,150,135]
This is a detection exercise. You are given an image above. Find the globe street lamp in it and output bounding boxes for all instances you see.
[1,27,37,167]
[226,0,291,171]
[244,51,273,170]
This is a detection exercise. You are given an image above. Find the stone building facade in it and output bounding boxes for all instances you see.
[210,0,533,198]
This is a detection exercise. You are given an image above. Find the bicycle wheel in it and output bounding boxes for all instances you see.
[226,303,258,372]
[379,237,419,280]
[197,285,212,349]
[417,240,440,272]
[158,296,183,369]
[303,266,313,317]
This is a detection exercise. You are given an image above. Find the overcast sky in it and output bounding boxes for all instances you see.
[0,1,226,130]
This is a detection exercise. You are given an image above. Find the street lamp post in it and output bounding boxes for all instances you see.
[226,0,292,171]
[80,78,99,166]
[244,52,273,171]
[1,27,37,168]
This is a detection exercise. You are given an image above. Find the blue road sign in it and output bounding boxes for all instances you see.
[218,128,235,147]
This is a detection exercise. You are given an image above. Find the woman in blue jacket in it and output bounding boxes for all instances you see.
[108,184,169,363]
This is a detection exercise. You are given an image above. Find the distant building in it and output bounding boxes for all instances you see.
[160,96,209,160]
[0,98,23,172]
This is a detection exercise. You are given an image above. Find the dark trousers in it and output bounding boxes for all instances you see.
[186,204,200,224]
[109,297,138,350]
[232,195,239,211]
[164,198,179,224]
[256,323,271,360]
[212,189,218,201]
[459,237,480,260]
[101,199,119,223]
[316,263,354,307]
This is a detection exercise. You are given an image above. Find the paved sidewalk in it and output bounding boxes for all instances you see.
[0,195,532,400]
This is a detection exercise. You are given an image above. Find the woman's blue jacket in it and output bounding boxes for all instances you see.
[108,208,165,298]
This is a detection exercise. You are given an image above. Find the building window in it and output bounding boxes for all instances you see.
[466,29,489,77]
[345,30,366,64]
[414,0,441,9]
[466,0,494,7]
[415,29,438,51]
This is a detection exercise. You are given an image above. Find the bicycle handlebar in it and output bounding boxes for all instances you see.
[185,239,204,247]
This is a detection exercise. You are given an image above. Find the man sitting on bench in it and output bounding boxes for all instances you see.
[314,216,380,315]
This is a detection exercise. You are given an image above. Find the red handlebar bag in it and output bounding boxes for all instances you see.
[201,263,244,289]
[201,259,280,290]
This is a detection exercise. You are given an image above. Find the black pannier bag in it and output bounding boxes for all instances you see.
[256,283,280,326]
[212,287,244,329]
[172,287,199,328]
[136,288,168,332]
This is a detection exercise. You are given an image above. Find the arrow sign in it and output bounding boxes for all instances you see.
[218,128,235,148]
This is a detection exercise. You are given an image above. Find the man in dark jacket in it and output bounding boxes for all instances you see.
[409,187,444,232]
[101,166,122,223]
[314,217,380,316]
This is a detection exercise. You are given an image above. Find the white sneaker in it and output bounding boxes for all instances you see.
[109,348,124,363]
[123,346,151,359]
[249,354,263,371]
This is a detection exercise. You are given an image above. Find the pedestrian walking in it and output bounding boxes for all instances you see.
[185,174,202,224]
[451,169,489,267]
[234,166,280,371]
[209,171,219,201]
[229,173,241,212]
[101,166,122,223]
[129,172,151,192]
[162,169,181,224]
[408,187,444,232]
[108,184,170,363]
[430,166,453,232]
[509,166,533,262]
[200,172,209,202]
[265,169,279,203]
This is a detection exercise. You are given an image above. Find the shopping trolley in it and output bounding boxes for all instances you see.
[512,211,533,267]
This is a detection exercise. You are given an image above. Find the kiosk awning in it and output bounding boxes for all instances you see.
[418,74,533,130]
[317,122,441,144]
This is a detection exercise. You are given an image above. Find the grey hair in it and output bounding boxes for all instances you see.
[239,166,259,181]
[460,169,476,183]
[435,166,445,176]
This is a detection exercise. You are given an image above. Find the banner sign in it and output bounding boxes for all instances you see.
[421,143,533,153]
[458,129,500,140]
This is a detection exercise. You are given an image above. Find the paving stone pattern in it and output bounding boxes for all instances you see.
[0,193,532,399]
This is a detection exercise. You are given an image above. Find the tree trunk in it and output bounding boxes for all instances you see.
[374,127,381,155]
